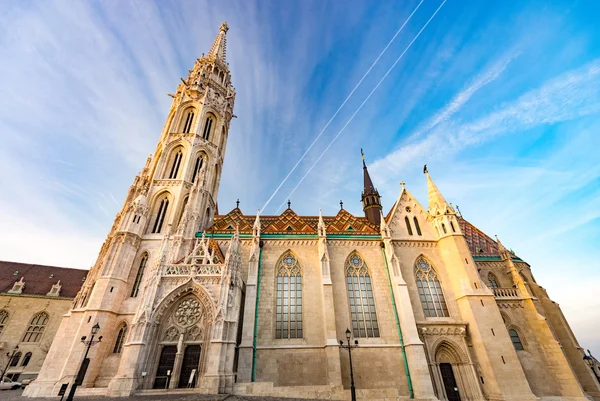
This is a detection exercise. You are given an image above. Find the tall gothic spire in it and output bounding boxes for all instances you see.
[424,165,450,215]
[207,22,229,63]
[361,149,382,225]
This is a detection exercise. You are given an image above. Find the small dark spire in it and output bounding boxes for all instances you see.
[236,199,240,208]
[287,199,291,209]
[340,200,344,210]
[360,149,382,226]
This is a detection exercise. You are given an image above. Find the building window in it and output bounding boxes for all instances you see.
[130,255,148,297]
[22,312,49,342]
[509,329,524,350]
[346,252,379,338]
[275,252,302,339]
[151,196,169,234]
[450,221,456,232]
[168,149,183,179]
[182,109,194,133]
[488,273,500,289]
[0,309,8,338]
[414,257,449,318]
[21,352,32,367]
[405,216,413,236]
[203,116,214,141]
[413,217,422,236]
[9,351,21,367]
[113,324,128,353]
[191,156,204,183]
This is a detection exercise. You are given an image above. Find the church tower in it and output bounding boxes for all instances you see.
[360,149,382,225]
[25,23,240,398]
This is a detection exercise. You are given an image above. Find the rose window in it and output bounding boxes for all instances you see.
[174,298,202,326]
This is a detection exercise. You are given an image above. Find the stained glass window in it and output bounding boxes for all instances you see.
[131,254,148,297]
[22,312,49,342]
[414,257,449,317]
[346,253,379,338]
[113,324,128,353]
[0,309,8,338]
[509,329,524,350]
[487,273,499,289]
[276,252,302,339]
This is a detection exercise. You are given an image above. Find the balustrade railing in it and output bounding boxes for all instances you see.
[161,263,223,277]
[492,287,519,298]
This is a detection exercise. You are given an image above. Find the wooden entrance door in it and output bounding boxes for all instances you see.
[178,345,201,388]
[153,345,177,389]
[440,363,461,401]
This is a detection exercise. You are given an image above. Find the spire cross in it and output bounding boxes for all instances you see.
[340,200,344,210]
[400,181,405,188]
[236,199,240,209]
[287,200,291,209]
[361,148,364,161]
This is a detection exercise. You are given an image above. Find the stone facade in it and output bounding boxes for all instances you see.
[23,23,600,401]
[0,262,87,382]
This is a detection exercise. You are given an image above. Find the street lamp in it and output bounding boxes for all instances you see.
[583,349,600,384]
[339,328,359,401]
[65,323,102,401]
[0,344,19,381]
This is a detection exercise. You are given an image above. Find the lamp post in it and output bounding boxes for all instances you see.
[583,349,600,384]
[339,328,359,401]
[0,344,19,381]
[66,323,102,401]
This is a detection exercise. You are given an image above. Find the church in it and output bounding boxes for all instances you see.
[24,23,600,401]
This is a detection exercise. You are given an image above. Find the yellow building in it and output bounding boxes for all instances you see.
[0,261,87,382]
[23,23,600,401]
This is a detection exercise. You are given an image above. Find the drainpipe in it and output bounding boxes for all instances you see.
[251,243,263,382]
[381,244,414,398]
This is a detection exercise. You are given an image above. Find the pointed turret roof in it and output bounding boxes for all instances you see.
[207,22,229,63]
[362,152,376,195]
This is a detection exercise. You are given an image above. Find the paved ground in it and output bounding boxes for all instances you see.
[1,388,318,401]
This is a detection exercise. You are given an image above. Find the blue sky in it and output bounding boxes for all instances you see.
[1,1,599,350]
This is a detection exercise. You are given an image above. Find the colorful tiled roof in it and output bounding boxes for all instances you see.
[458,217,519,259]
[0,261,88,298]
[205,208,380,235]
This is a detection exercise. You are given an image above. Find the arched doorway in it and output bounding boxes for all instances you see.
[152,294,212,389]
[431,339,482,401]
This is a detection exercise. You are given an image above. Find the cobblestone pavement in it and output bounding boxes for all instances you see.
[1,388,319,401]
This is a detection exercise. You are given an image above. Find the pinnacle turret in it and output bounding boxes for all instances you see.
[207,22,229,63]
[424,165,451,215]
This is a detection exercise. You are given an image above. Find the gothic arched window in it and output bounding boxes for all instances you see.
[113,324,128,353]
[9,351,21,367]
[509,329,524,350]
[488,273,500,289]
[450,221,456,232]
[22,312,49,342]
[405,216,413,236]
[151,196,169,234]
[0,309,8,338]
[191,155,204,184]
[168,149,183,179]
[203,116,214,141]
[182,109,195,133]
[413,217,422,236]
[275,252,302,339]
[130,254,148,297]
[441,223,447,234]
[346,252,379,338]
[414,257,449,318]
[21,352,32,367]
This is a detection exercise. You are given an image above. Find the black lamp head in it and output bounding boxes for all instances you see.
[91,323,100,335]
[345,328,351,341]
